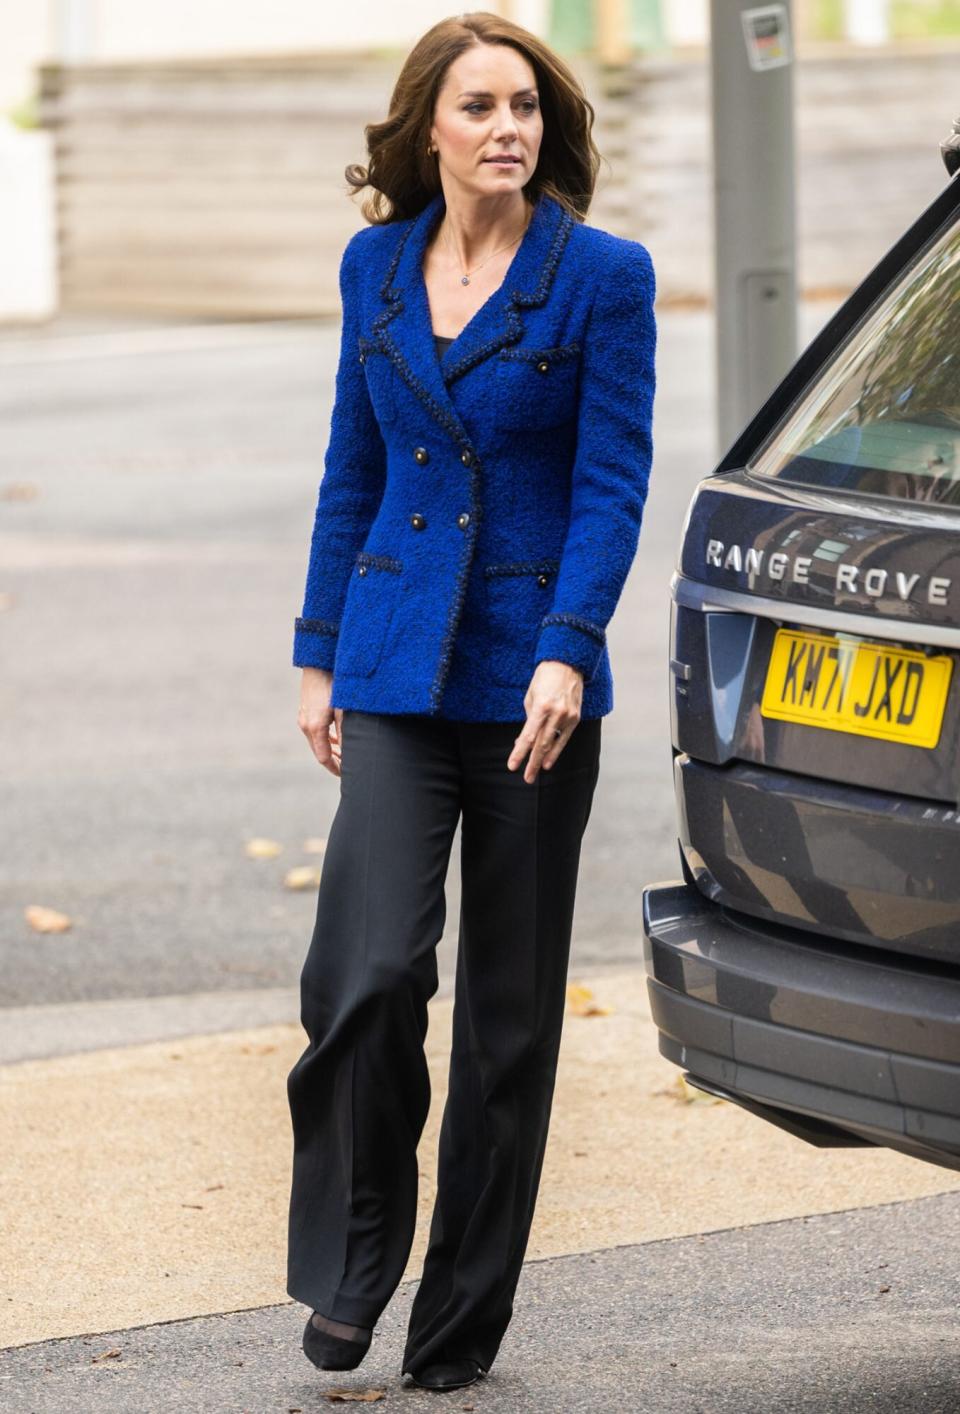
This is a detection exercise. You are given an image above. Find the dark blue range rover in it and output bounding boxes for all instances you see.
[642,122,960,1173]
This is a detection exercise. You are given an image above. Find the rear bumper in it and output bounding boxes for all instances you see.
[641,882,960,1172]
[675,753,960,965]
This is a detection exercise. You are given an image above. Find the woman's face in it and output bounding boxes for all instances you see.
[429,42,543,200]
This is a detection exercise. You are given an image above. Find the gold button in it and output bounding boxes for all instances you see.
[536,360,550,374]
[358,563,368,575]
[460,449,473,466]
[359,351,366,364]
[457,512,470,530]
[410,513,426,530]
[537,573,550,586]
[414,446,429,465]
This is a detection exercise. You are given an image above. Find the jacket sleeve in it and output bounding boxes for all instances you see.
[292,230,387,669]
[533,241,656,682]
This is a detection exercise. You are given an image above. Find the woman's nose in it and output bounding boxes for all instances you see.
[491,108,519,140]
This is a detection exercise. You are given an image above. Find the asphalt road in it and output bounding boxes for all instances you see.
[0,305,734,1014]
[5,1191,959,1413]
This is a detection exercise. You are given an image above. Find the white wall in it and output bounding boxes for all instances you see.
[0,2,53,111]
[0,117,57,320]
[0,0,549,111]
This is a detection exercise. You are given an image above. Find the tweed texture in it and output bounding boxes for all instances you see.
[293,189,656,720]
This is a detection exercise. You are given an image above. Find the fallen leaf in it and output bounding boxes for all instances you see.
[284,865,322,890]
[325,1391,386,1404]
[245,837,283,859]
[25,905,72,934]
[181,1203,204,1210]
[879,1284,891,1294]
[204,1183,225,1192]
[565,982,613,1017]
[303,836,328,854]
[91,1348,122,1363]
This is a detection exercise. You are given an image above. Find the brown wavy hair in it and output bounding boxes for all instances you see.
[344,11,601,224]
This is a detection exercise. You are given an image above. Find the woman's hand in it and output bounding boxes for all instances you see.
[508,660,583,783]
[298,667,344,777]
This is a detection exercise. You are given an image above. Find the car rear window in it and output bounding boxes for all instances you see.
[749,213,960,506]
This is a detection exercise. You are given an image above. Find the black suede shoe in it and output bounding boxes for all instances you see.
[302,1311,372,1371]
[406,1358,484,1391]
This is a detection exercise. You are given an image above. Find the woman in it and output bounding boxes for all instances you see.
[286,10,656,1394]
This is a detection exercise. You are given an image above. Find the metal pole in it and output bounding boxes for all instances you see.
[711,0,798,453]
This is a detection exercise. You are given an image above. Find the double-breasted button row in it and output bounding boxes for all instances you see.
[412,446,475,468]
[409,512,471,531]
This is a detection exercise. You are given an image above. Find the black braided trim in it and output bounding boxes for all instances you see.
[483,559,561,577]
[379,323,474,453]
[516,206,576,308]
[442,304,524,385]
[356,550,402,573]
[442,206,576,387]
[370,219,474,455]
[497,342,580,363]
[539,610,606,644]
[428,464,483,713]
[295,616,339,636]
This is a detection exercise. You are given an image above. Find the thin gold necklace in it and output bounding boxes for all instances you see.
[442,208,531,286]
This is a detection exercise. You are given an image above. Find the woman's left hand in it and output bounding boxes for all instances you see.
[508,660,584,783]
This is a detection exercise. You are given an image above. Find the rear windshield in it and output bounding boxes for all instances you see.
[749,211,960,507]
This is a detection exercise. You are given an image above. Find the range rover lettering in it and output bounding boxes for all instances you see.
[642,121,960,1173]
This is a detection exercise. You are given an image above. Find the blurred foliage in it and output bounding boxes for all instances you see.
[8,94,39,130]
[894,0,960,36]
[812,0,960,39]
[549,0,666,53]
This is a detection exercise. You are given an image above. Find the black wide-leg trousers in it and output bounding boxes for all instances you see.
[286,708,602,1376]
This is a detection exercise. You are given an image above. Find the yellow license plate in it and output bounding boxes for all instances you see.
[760,629,953,749]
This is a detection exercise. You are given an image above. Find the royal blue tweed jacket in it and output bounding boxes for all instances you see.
[293,188,656,720]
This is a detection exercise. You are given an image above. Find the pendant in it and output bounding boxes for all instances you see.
[461,275,470,285]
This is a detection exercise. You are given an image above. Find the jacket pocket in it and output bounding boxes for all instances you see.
[494,345,581,431]
[484,559,561,687]
[334,551,404,678]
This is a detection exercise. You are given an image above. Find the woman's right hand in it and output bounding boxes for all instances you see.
[298,667,343,777]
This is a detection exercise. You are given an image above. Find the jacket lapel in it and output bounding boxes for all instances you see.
[370,189,575,448]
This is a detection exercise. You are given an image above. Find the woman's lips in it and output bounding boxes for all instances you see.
[484,156,521,164]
